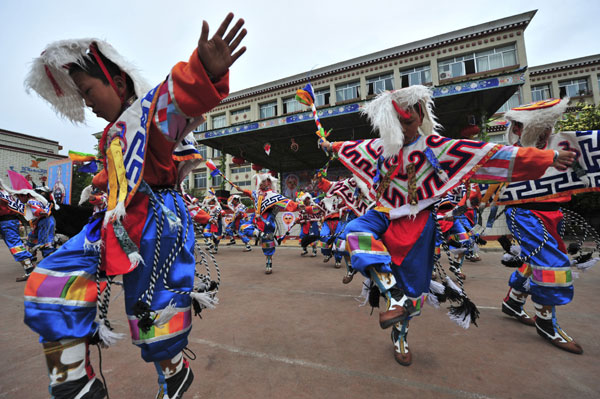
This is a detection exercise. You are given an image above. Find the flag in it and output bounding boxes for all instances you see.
[295,83,315,106]
[205,159,220,177]
[69,150,97,163]
[7,170,32,190]
[78,161,99,174]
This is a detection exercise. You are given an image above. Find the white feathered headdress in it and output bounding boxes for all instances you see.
[24,38,150,123]
[361,85,442,158]
[253,173,279,192]
[504,98,569,147]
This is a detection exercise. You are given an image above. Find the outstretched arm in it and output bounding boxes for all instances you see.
[197,12,247,81]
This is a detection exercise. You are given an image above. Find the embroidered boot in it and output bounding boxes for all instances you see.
[265,257,272,275]
[243,244,252,252]
[370,268,414,329]
[43,338,106,399]
[16,258,36,282]
[502,288,535,326]
[449,259,466,280]
[391,319,412,366]
[155,352,194,399]
[534,303,583,354]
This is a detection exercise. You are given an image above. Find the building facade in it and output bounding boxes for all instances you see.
[191,10,542,198]
[0,129,67,188]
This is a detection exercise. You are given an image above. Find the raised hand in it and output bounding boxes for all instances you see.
[197,12,247,80]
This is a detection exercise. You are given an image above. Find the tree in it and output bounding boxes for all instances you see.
[556,102,600,233]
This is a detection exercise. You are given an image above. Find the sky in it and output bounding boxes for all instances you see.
[1,0,598,155]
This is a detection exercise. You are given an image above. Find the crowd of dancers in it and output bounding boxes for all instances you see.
[0,11,598,399]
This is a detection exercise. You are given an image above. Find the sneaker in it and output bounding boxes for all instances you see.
[301,249,308,256]
[156,359,194,399]
[449,265,466,280]
[342,271,355,284]
[226,239,236,246]
[243,245,252,252]
[502,298,535,327]
[323,255,332,263]
[334,261,341,269]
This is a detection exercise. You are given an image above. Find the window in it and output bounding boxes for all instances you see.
[367,74,394,95]
[195,120,207,132]
[496,89,522,114]
[196,145,207,159]
[211,175,222,187]
[236,180,252,187]
[232,166,252,174]
[400,65,431,88]
[212,114,226,129]
[335,81,360,102]
[213,148,222,158]
[314,88,330,107]
[230,107,250,125]
[283,97,302,114]
[559,78,590,98]
[531,84,551,102]
[260,102,277,119]
[193,172,207,189]
[439,44,517,79]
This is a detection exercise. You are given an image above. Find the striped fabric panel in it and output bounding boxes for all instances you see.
[516,263,532,277]
[24,268,103,307]
[9,245,27,255]
[346,232,388,255]
[129,308,192,344]
[262,240,276,249]
[530,265,573,287]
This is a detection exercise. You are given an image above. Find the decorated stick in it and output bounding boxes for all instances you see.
[296,83,331,143]
[205,159,244,193]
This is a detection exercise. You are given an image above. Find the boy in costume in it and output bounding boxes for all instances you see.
[319,85,575,366]
[201,192,224,254]
[500,98,585,354]
[296,192,321,257]
[225,194,254,252]
[0,182,45,281]
[25,187,58,259]
[23,13,246,399]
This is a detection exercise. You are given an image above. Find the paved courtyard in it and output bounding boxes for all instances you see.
[1,242,599,399]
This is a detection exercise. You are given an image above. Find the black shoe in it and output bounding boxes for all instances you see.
[226,239,236,246]
[157,359,194,399]
[51,376,106,399]
[16,266,35,282]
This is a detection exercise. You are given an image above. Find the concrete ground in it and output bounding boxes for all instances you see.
[1,241,599,399]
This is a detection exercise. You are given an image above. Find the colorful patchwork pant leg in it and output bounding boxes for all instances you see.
[388,213,438,316]
[0,218,32,262]
[259,212,277,256]
[319,220,336,257]
[342,209,391,276]
[24,228,101,342]
[124,190,195,362]
[239,221,254,244]
[505,207,573,306]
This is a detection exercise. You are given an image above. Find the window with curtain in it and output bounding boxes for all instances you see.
[400,65,432,87]
[335,81,360,102]
[367,74,394,95]
[260,102,277,119]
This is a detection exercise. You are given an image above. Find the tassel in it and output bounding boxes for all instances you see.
[450,247,467,257]
[444,275,464,297]
[509,244,521,256]
[426,293,440,309]
[448,297,480,329]
[98,323,125,347]
[429,279,445,295]
[154,299,178,327]
[190,291,218,310]
[127,251,144,269]
[424,147,448,183]
[355,278,371,307]
[575,256,599,271]
[79,185,93,206]
[84,237,102,253]
[104,201,126,226]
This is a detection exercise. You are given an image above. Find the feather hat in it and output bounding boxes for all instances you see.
[361,85,441,158]
[253,172,279,192]
[24,38,150,123]
[504,98,569,147]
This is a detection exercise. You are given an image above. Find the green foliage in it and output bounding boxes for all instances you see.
[71,166,93,207]
[557,103,600,131]
[557,103,600,231]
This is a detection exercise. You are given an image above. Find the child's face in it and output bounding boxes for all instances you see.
[72,71,122,122]
[398,107,423,138]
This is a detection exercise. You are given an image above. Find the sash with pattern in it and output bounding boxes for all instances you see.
[103,84,158,217]
[326,178,371,216]
[253,191,290,215]
[336,136,505,210]
[481,130,600,205]
[0,190,24,215]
